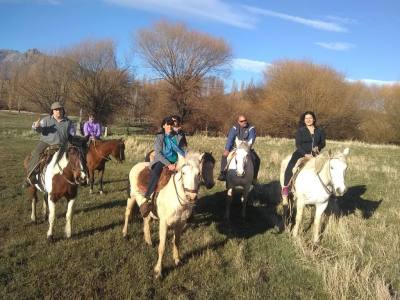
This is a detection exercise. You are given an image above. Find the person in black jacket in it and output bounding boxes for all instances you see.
[282,111,326,198]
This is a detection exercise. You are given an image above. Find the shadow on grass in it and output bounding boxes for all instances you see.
[74,220,123,239]
[75,198,127,214]
[161,238,229,278]
[191,182,282,239]
[333,184,382,219]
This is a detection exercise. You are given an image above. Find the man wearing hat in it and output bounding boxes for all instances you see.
[23,101,76,187]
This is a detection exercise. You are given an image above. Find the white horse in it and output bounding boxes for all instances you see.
[280,148,349,243]
[225,139,254,220]
[123,152,206,279]
[25,146,87,240]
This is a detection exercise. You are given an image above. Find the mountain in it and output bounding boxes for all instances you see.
[0,48,43,79]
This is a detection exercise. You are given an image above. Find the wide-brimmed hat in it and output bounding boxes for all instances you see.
[50,102,64,110]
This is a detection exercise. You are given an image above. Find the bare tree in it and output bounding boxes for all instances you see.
[135,21,232,121]
[64,39,130,124]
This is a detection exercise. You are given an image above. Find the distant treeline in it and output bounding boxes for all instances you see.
[0,21,399,144]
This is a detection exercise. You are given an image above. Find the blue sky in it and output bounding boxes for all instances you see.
[0,0,399,87]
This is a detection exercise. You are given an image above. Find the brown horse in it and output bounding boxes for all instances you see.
[24,145,87,240]
[86,139,125,194]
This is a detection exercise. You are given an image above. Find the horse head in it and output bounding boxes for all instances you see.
[326,147,349,196]
[234,138,251,177]
[176,152,202,201]
[199,151,215,189]
[66,146,88,185]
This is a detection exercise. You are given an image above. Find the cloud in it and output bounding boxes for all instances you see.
[244,5,348,32]
[315,42,355,51]
[233,58,270,73]
[105,0,256,29]
[347,78,398,86]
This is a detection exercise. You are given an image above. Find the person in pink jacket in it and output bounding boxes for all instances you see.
[83,113,102,140]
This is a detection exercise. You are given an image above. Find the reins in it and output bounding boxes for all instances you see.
[92,140,112,161]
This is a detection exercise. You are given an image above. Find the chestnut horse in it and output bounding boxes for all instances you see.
[86,139,125,194]
[24,145,87,240]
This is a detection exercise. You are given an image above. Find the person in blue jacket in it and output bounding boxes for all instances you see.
[217,114,260,184]
[139,116,186,217]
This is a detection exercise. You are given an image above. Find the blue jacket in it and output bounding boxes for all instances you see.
[224,123,256,151]
[150,132,186,168]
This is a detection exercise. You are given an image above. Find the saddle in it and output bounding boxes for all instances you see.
[38,145,61,174]
[137,166,174,194]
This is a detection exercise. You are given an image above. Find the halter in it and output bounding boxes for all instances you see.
[172,165,200,206]
[56,146,85,185]
[316,158,336,195]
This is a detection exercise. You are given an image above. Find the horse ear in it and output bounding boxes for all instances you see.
[343,147,350,156]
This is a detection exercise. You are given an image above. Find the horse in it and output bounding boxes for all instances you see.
[279,148,349,243]
[86,138,125,194]
[224,139,254,221]
[122,151,215,279]
[24,145,87,240]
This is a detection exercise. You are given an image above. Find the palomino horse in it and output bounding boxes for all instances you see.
[279,148,349,243]
[86,139,125,194]
[24,145,87,240]
[123,152,214,279]
[225,139,254,221]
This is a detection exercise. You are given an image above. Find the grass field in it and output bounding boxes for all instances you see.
[0,111,399,299]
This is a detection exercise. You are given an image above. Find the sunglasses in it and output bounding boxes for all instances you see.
[239,119,247,123]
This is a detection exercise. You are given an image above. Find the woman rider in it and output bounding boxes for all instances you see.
[282,111,326,199]
[139,116,186,217]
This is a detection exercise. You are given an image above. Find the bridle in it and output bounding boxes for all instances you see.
[172,164,200,206]
[316,157,345,196]
[56,146,85,185]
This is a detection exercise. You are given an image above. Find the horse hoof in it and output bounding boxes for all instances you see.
[99,190,104,195]
[89,189,93,194]
[154,271,162,280]
[174,258,181,266]
[47,235,54,243]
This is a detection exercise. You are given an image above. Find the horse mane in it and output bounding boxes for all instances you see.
[202,152,215,164]
[176,151,201,170]
[237,140,250,152]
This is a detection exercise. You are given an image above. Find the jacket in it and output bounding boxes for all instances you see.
[224,123,256,151]
[150,132,185,168]
[34,115,75,145]
[295,126,326,156]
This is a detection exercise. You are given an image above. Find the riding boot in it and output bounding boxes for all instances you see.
[218,155,227,181]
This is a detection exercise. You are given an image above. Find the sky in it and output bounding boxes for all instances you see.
[0,0,399,87]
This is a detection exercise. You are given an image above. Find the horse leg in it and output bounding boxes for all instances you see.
[313,202,328,243]
[241,190,249,220]
[224,189,233,220]
[292,201,304,238]
[42,192,48,221]
[122,196,136,238]
[173,222,184,266]
[65,198,75,238]
[143,215,152,246]
[99,168,105,194]
[47,198,56,241]
[89,169,95,194]
[29,186,37,223]
[154,220,167,279]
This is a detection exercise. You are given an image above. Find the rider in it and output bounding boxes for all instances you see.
[23,102,76,187]
[217,114,260,184]
[281,111,326,199]
[170,115,188,149]
[139,116,186,218]
[83,113,102,141]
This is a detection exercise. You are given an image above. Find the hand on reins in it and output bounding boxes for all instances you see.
[167,164,176,171]
[223,150,229,157]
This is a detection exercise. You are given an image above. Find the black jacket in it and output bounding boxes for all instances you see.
[295,126,326,156]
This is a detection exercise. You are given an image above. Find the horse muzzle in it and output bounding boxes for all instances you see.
[184,188,198,202]
[335,186,347,197]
